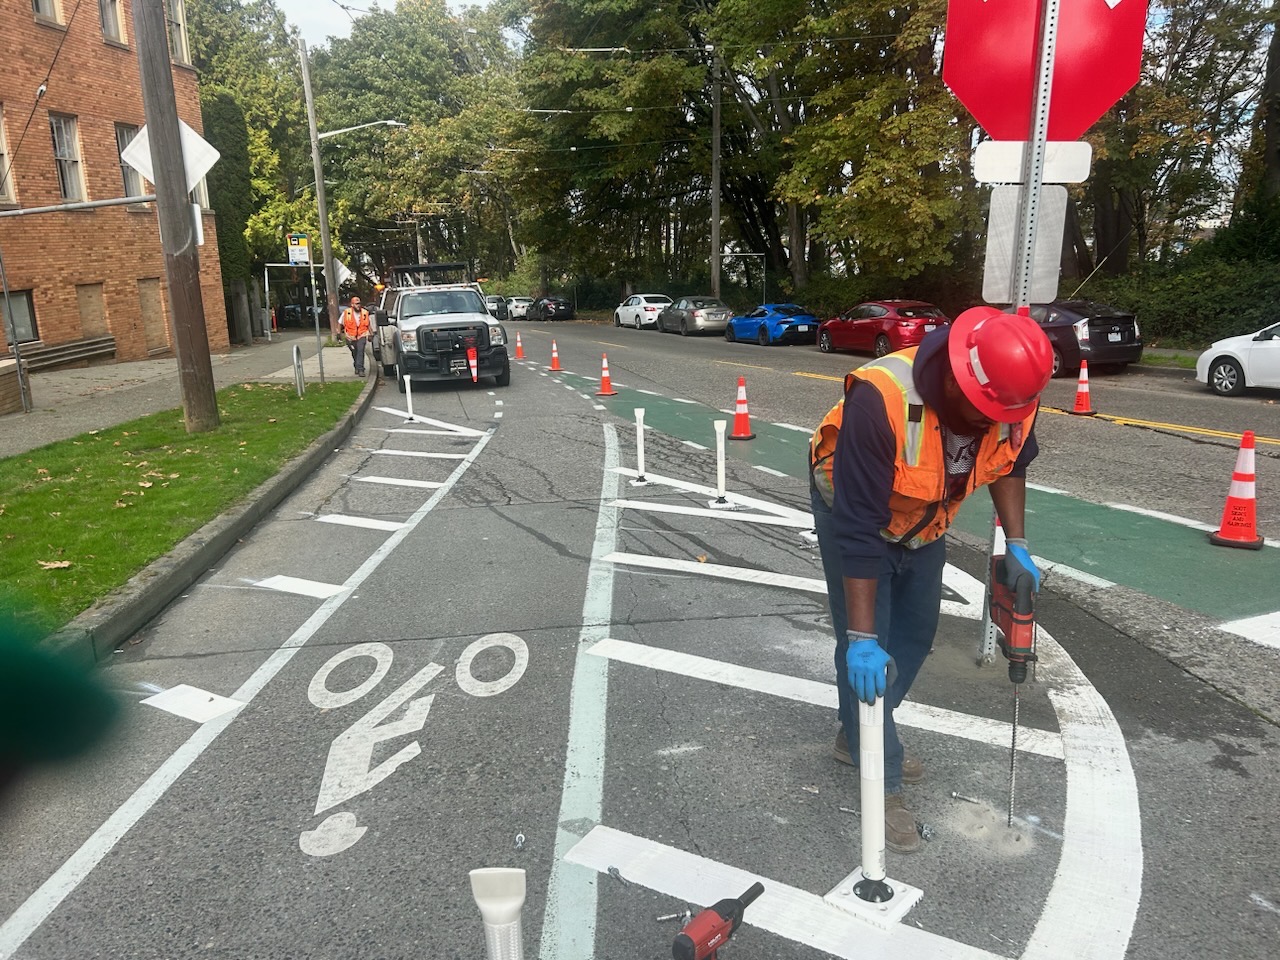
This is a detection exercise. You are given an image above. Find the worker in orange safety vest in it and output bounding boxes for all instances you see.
[808,306,1053,853]
[341,296,371,376]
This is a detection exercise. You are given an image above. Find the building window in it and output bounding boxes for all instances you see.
[165,0,190,64]
[115,123,143,196]
[0,105,14,202]
[2,291,39,345]
[49,114,84,201]
[32,0,60,21]
[99,0,123,42]
[191,176,210,210]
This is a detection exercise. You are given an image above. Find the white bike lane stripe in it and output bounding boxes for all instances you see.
[538,423,622,960]
[0,431,495,959]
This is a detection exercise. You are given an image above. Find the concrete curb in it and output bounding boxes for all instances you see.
[42,376,380,666]
[1130,363,1196,381]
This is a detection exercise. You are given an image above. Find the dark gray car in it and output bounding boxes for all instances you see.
[1025,300,1143,377]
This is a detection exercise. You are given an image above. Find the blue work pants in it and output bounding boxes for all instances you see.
[810,484,945,793]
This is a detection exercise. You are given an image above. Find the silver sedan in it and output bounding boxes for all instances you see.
[656,297,732,335]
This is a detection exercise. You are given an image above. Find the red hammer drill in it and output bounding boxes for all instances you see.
[672,882,764,960]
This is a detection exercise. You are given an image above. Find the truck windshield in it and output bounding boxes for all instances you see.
[400,290,486,316]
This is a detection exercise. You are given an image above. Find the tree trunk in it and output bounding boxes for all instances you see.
[1092,173,1135,276]
[1061,196,1094,281]
[1262,5,1280,201]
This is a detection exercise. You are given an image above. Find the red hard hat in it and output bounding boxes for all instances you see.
[947,307,1053,423]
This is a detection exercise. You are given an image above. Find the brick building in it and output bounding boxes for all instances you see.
[0,0,228,370]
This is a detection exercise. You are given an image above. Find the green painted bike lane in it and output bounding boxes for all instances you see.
[555,368,1279,624]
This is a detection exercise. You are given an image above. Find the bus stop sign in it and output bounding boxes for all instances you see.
[943,0,1148,142]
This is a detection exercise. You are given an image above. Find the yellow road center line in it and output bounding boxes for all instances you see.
[713,359,771,370]
[1042,406,1280,446]
[792,371,844,382]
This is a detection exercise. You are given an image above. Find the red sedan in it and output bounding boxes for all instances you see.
[817,300,950,357]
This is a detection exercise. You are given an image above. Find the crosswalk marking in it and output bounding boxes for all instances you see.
[255,575,345,599]
[315,515,406,532]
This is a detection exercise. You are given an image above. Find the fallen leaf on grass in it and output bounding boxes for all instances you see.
[38,560,73,569]
[268,418,277,423]
[36,468,49,476]
[138,481,153,488]
[113,501,131,508]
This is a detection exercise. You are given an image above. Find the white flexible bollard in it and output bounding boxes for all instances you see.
[633,407,648,484]
[709,420,733,509]
[470,867,526,960]
[855,697,893,902]
[403,373,415,421]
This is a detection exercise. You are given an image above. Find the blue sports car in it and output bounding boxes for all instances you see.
[724,303,820,345]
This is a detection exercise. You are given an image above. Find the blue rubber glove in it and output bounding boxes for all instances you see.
[1004,538,1040,592]
[846,634,896,705]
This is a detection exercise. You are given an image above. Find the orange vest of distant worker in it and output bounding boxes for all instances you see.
[342,306,370,339]
[809,348,1036,548]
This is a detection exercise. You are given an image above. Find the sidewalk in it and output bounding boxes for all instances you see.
[0,331,368,460]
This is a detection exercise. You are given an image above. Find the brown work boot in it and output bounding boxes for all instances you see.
[833,728,924,783]
[884,792,922,854]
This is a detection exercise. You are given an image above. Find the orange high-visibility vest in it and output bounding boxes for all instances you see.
[809,348,1035,548]
[342,307,370,339]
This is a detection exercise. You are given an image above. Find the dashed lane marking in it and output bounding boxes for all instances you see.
[315,515,406,533]
[713,359,771,370]
[140,685,244,725]
[586,639,1063,760]
[773,422,815,433]
[608,499,812,528]
[793,371,843,382]
[682,440,708,451]
[1219,610,1280,649]
[255,575,346,599]
[1105,502,1279,548]
[754,465,789,478]
[356,476,444,490]
[373,449,468,460]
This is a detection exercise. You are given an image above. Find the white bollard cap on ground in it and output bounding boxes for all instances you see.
[470,868,526,960]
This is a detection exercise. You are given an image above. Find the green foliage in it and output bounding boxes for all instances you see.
[200,89,253,281]
[0,381,363,636]
[1080,259,1280,347]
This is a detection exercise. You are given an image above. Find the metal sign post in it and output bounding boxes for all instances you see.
[308,261,326,384]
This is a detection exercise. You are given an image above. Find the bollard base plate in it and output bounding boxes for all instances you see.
[707,498,737,510]
[630,478,649,487]
[823,868,922,929]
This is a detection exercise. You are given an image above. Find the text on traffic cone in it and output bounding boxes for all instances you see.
[597,354,617,396]
[550,340,561,371]
[730,375,756,440]
[1209,431,1265,549]
[1070,360,1095,416]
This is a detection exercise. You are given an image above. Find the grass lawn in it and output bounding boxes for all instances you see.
[1139,353,1199,370]
[0,380,364,637]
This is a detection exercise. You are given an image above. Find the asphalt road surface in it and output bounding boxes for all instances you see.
[1,319,1277,960]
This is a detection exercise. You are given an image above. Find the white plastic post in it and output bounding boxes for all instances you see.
[714,420,728,503]
[634,407,647,482]
[470,868,526,960]
[858,698,887,883]
[403,374,415,420]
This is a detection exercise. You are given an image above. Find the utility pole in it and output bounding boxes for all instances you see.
[710,46,722,299]
[134,0,218,432]
[298,39,340,338]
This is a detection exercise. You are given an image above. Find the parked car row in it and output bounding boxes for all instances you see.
[499,295,576,322]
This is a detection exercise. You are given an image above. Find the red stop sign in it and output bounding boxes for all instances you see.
[943,0,1148,141]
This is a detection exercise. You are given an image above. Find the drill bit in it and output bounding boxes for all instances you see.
[1008,683,1020,828]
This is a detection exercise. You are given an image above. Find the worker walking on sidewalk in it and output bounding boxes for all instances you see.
[808,307,1053,853]
[341,296,371,377]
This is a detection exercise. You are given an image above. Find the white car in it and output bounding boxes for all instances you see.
[506,297,534,319]
[1196,321,1280,396]
[614,294,672,329]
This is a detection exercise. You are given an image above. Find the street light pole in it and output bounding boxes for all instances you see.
[297,38,340,339]
[710,46,721,300]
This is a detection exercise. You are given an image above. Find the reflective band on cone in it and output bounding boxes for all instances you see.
[1069,360,1096,416]
[597,354,617,396]
[1210,430,1265,549]
[550,340,561,371]
[730,375,755,440]
[515,331,524,359]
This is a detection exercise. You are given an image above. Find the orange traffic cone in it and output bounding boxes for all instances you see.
[515,331,525,359]
[1210,431,1265,549]
[729,375,755,440]
[1069,360,1096,416]
[467,346,478,383]
[550,340,561,371]
[597,354,617,396]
